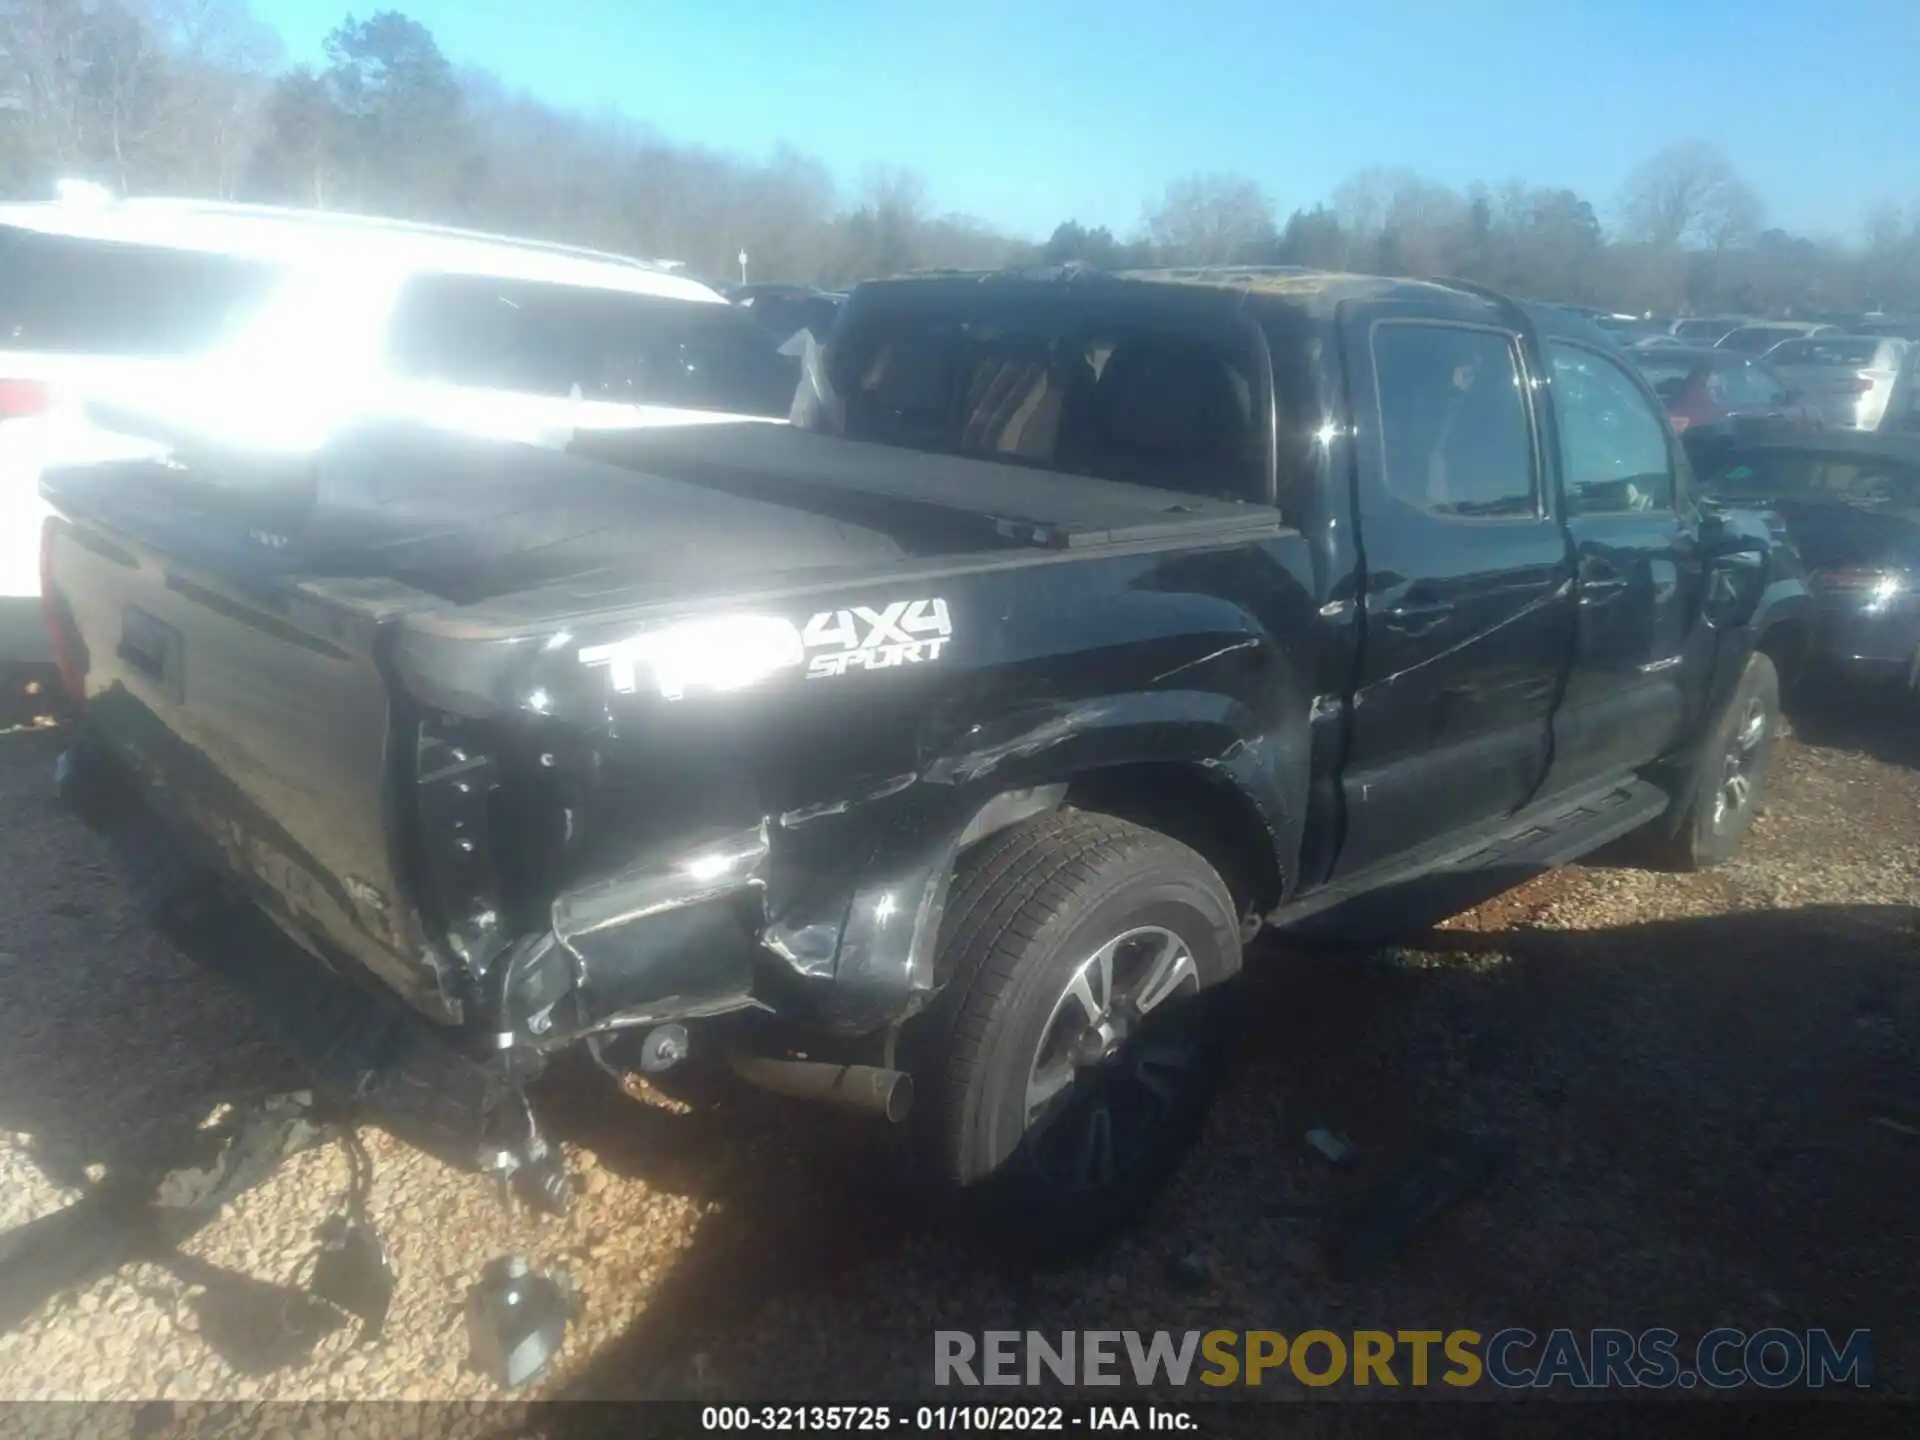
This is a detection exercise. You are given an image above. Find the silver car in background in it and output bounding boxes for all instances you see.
[1763,335,1915,432]
[1669,315,1753,345]
[1715,321,1841,356]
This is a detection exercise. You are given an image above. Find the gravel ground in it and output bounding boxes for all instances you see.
[0,688,1915,1406]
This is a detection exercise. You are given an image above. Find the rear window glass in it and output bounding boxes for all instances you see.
[385,274,801,417]
[0,225,286,356]
[820,296,1275,504]
[1766,338,1883,367]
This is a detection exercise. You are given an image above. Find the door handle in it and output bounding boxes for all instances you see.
[1580,574,1630,604]
[1379,599,1456,635]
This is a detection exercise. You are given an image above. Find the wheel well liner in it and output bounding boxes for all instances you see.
[1754,615,1811,690]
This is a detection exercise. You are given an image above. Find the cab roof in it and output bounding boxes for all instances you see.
[0,196,728,304]
[850,264,1612,343]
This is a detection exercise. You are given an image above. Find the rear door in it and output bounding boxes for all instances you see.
[1332,303,1576,876]
[1539,339,1711,794]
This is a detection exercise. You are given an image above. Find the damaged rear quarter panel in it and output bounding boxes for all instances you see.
[389,533,1320,1036]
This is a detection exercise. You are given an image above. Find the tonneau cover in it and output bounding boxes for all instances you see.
[570,423,1283,551]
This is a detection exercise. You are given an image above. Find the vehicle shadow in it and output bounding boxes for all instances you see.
[1784,677,1919,770]
[530,881,1919,1406]
[0,728,334,1373]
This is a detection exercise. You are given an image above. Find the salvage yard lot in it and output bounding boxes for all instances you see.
[0,692,1915,1402]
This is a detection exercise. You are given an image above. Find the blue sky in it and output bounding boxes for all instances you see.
[260,0,1919,242]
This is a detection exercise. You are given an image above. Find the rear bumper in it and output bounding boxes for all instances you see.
[62,709,768,1062]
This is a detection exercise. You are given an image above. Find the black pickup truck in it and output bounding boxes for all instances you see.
[40,268,1809,1257]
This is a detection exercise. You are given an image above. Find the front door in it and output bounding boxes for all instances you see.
[1539,339,1711,795]
[1333,305,1577,877]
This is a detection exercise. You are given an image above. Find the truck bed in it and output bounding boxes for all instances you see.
[41,418,1288,1028]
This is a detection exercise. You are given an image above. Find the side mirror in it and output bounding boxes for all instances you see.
[1699,509,1776,624]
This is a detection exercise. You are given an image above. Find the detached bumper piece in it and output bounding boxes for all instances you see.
[33,739,583,1384]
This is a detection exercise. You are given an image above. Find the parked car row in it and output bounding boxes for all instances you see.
[1619,327,1915,441]
[1469,301,1914,699]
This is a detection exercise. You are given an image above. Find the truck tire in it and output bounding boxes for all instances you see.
[913,810,1241,1260]
[1652,650,1781,872]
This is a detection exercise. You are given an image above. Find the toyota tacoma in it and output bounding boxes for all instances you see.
[39,268,1810,1257]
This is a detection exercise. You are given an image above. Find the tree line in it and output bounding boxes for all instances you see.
[5,0,1918,314]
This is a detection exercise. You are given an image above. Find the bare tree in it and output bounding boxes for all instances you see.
[825,166,928,281]
[1330,167,1398,245]
[5,4,1910,316]
[1141,172,1275,266]
[1697,174,1764,254]
[1618,141,1760,250]
[140,0,279,197]
[1,0,111,182]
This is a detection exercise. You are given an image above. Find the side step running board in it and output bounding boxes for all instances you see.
[1275,777,1670,930]
[1439,778,1668,872]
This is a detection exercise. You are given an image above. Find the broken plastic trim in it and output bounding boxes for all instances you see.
[550,822,770,943]
[816,783,1065,1033]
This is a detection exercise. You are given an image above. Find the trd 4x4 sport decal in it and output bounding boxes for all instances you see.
[578,598,953,697]
[801,598,952,678]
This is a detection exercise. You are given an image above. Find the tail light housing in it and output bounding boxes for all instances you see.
[0,378,52,421]
[39,523,87,705]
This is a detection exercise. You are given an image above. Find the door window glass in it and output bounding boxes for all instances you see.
[1371,323,1538,518]
[1548,341,1675,514]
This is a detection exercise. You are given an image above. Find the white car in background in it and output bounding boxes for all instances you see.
[1761,334,1916,433]
[0,195,799,672]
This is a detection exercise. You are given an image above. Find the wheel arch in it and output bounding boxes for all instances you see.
[1062,760,1287,922]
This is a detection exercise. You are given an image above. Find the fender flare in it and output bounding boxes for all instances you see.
[1661,574,1813,835]
[759,686,1309,1035]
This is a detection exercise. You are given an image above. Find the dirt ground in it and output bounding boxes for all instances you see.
[0,687,1914,1405]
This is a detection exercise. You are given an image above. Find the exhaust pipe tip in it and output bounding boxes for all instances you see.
[728,1055,914,1123]
[878,1071,915,1125]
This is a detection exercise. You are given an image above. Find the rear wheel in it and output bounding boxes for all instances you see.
[1650,650,1780,871]
[913,811,1241,1260]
